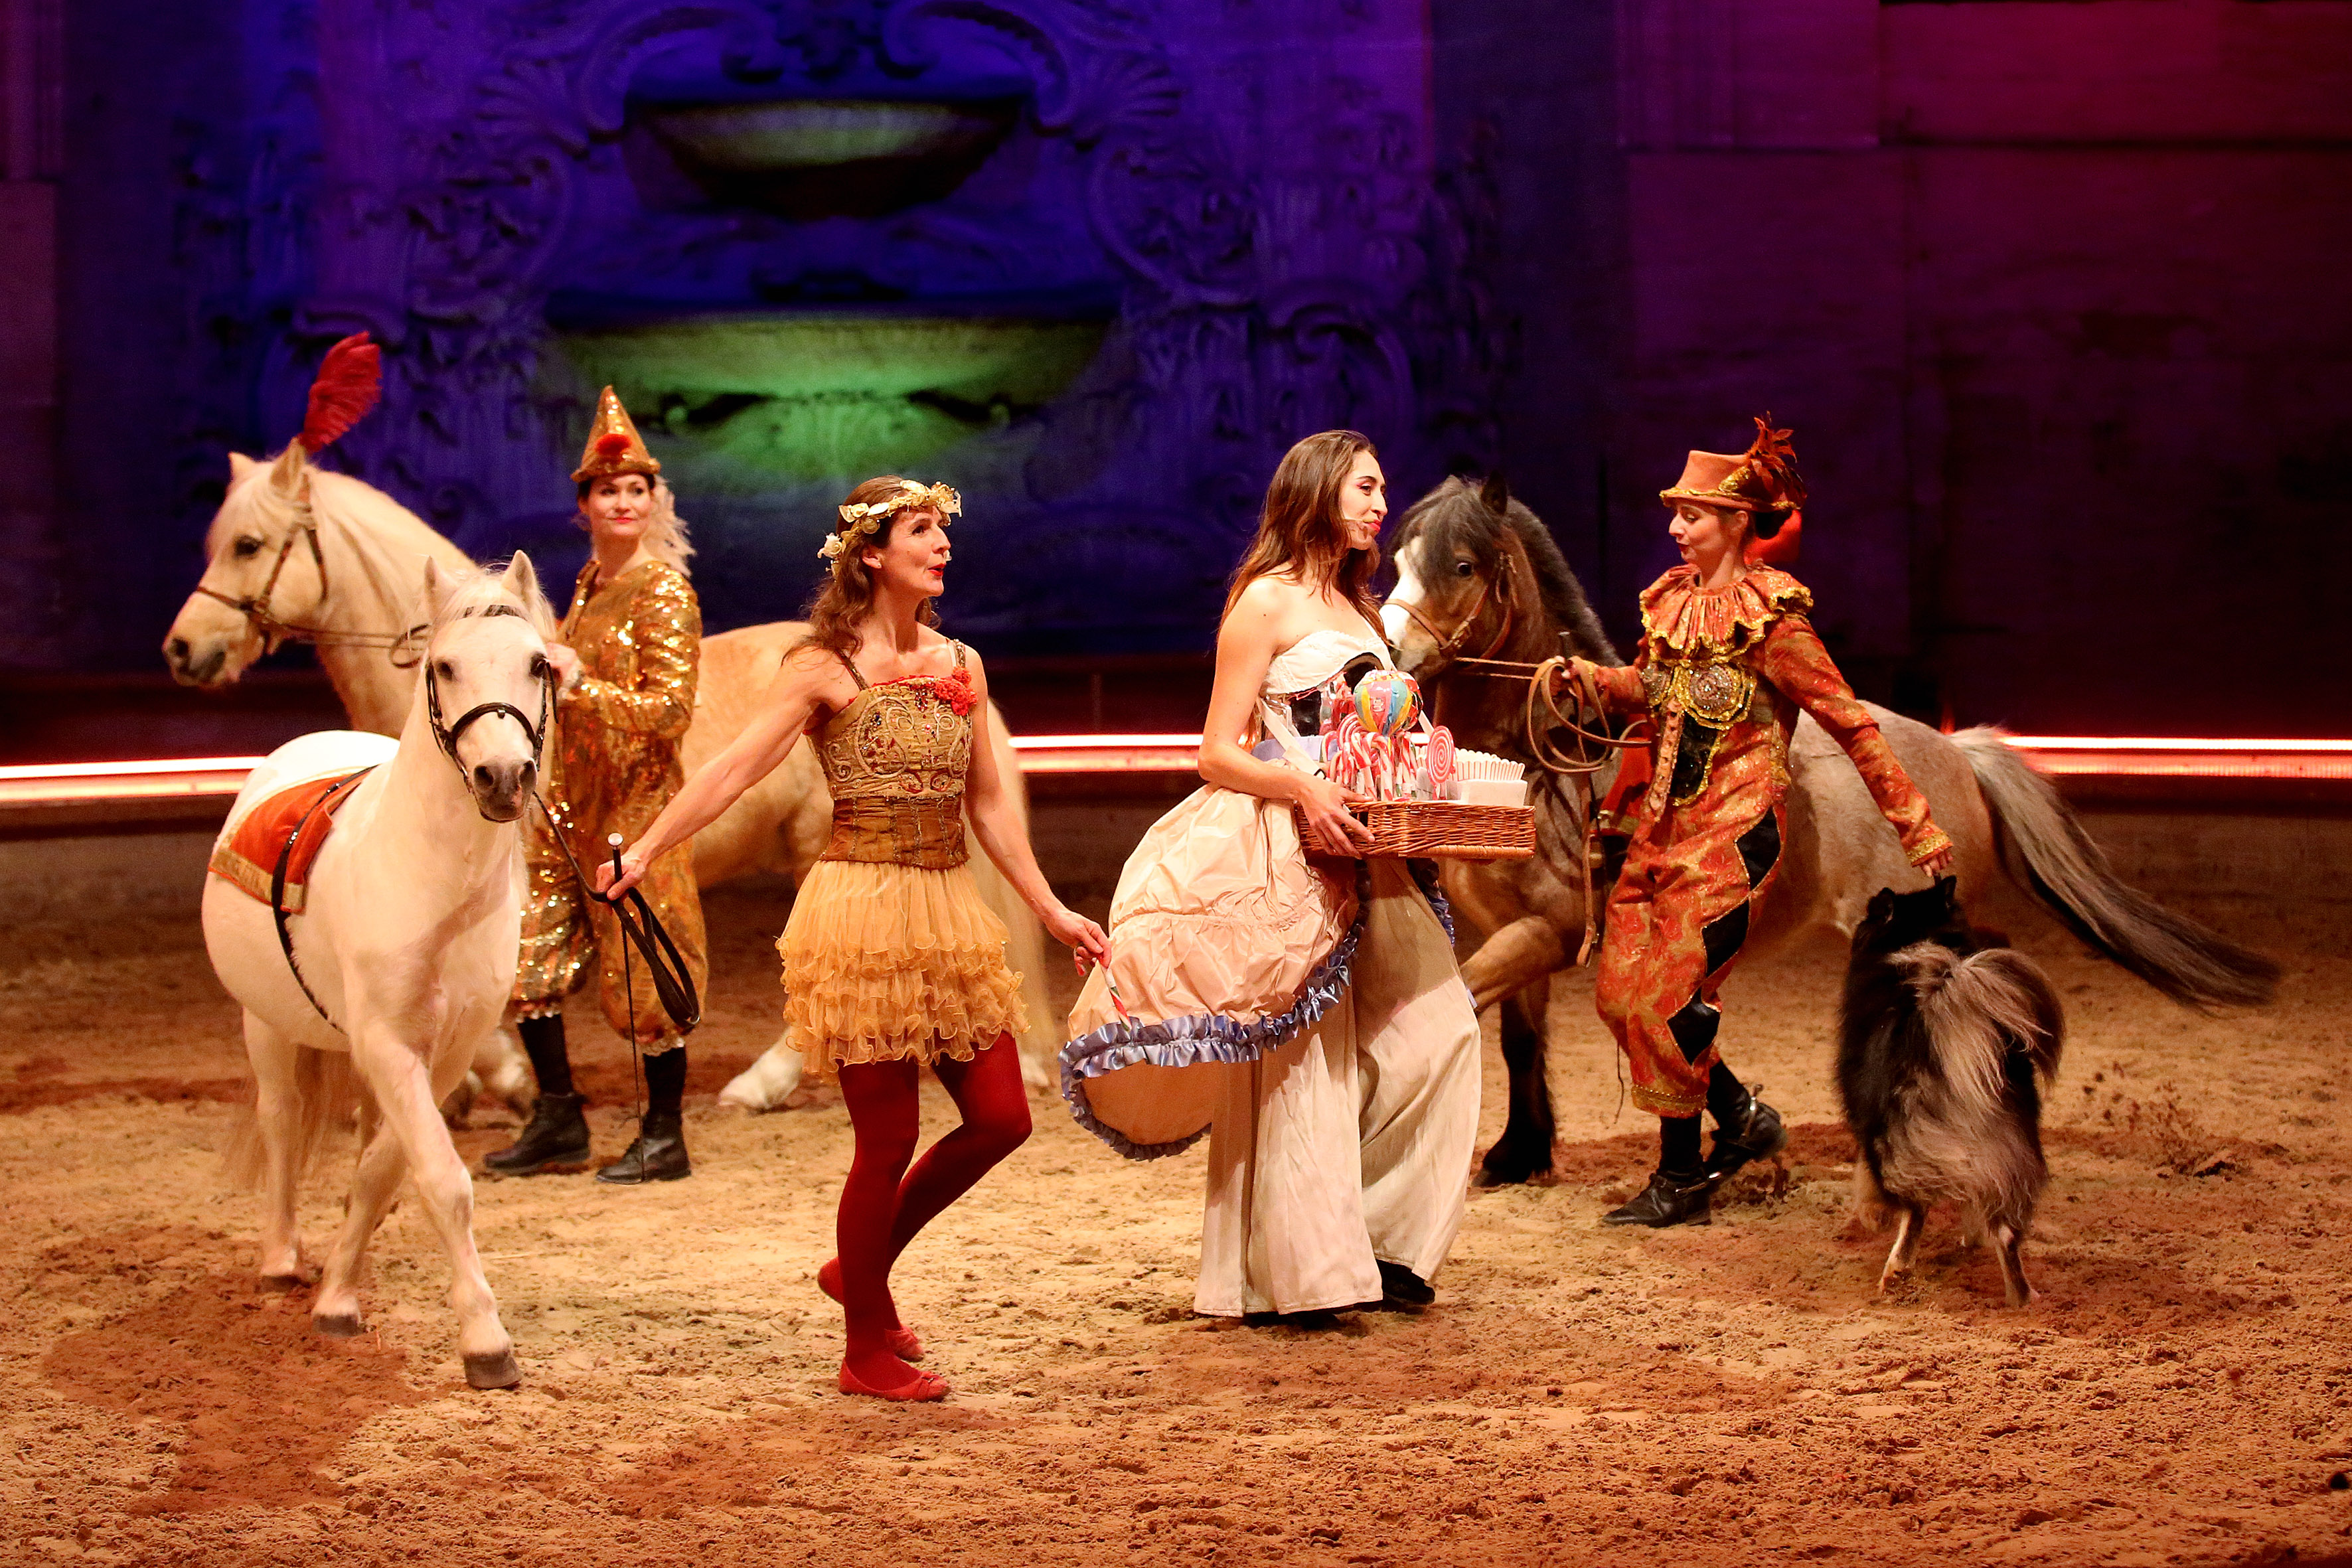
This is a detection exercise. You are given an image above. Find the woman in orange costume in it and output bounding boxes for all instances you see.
[1567,418,1954,1227]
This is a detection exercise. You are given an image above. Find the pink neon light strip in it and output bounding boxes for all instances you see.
[2,734,2347,808]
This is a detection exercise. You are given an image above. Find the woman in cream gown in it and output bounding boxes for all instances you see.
[1062,432,1482,1316]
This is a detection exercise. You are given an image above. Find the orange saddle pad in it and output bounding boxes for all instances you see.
[208,769,372,913]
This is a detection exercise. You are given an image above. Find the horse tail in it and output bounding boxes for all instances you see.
[224,1047,365,1190]
[1950,727,2280,1010]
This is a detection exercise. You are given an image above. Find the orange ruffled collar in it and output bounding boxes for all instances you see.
[1638,565,1813,657]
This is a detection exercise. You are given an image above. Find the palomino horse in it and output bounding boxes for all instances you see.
[163,441,1058,1107]
[204,554,556,1387]
[1381,475,2278,1184]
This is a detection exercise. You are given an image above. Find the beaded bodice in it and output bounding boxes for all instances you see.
[813,642,977,805]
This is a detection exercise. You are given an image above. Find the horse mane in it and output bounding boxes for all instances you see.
[1399,476,1624,666]
[211,451,478,621]
[428,560,557,641]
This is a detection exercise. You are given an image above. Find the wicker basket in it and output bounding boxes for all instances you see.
[1296,799,1535,861]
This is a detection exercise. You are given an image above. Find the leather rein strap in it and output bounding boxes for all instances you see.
[529,793,702,1032]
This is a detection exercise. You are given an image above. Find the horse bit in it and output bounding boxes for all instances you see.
[192,478,430,665]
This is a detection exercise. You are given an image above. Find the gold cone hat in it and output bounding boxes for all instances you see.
[572,386,662,483]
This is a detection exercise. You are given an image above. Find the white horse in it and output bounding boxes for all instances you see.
[164,442,1058,1109]
[205,554,556,1387]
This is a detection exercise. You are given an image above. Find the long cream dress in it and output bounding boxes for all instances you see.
[1062,629,1482,1316]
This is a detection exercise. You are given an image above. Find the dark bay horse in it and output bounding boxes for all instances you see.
[1383,475,2278,1185]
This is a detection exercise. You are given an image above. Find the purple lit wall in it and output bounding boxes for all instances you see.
[9,0,2352,737]
[1443,0,2352,736]
[34,0,1502,664]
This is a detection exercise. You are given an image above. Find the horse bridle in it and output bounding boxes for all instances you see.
[1391,552,1519,671]
[191,480,429,665]
[424,603,552,780]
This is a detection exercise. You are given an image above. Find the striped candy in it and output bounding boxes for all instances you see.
[1425,725,1456,797]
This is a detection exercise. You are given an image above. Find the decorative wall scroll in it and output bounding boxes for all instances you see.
[158,0,1511,650]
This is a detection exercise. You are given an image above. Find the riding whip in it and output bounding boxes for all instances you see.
[528,797,702,1034]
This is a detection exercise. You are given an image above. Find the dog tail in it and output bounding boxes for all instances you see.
[1921,947,2065,1089]
[1950,726,2279,1010]
[1892,943,2064,1222]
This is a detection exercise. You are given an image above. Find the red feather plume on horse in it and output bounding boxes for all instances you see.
[297,333,382,455]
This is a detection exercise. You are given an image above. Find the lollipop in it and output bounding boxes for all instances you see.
[1425,724,1457,799]
[1353,669,1422,738]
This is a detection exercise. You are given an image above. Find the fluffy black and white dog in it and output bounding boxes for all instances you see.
[1837,878,2065,1306]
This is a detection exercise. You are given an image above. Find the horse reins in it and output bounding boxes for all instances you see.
[1409,550,1649,967]
[192,479,429,665]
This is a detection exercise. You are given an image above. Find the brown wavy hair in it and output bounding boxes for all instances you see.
[792,475,942,663]
[1224,430,1382,623]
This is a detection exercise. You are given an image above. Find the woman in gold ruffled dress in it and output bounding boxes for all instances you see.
[603,475,1105,1401]
[487,387,710,1186]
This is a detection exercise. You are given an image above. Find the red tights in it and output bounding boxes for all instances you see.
[834,1036,1030,1393]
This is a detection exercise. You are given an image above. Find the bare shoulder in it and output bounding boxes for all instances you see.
[1221,574,1307,641]
[779,640,857,700]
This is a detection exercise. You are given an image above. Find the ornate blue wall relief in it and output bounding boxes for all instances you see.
[78,0,1507,663]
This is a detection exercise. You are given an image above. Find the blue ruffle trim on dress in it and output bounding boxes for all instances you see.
[1058,860,1453,1161]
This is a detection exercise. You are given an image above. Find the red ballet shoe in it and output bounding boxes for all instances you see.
[818,1257,924,1362]
[838,1360,949,1403]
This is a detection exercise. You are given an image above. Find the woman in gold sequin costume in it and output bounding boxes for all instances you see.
[485,388,710,1186]
[1565,417,1953,1228]
[603,475,1106,1402]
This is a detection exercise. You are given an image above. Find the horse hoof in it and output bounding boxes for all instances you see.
[464,1349,523,1389]
[314,1312,367,1339]
[1475,1152,1552,1188]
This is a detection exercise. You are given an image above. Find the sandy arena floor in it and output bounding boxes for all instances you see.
[3,878,2349,1567]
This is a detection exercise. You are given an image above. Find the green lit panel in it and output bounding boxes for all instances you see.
[560,314,1107,483]
[645,102,1006,172]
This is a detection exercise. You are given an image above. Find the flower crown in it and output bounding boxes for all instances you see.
[817,479,963,562]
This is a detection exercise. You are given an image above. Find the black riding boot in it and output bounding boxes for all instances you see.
[484,1014,590,1176]
[1603,1115,1712,1228]
[483,1091,591,1175]
[1704,1065,1788,1183]
[597,1048,690,1185]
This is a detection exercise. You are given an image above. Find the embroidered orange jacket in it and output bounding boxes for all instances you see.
[1584,565,1950,866]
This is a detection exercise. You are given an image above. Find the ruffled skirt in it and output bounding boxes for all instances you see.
[777,858,1024,1076]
